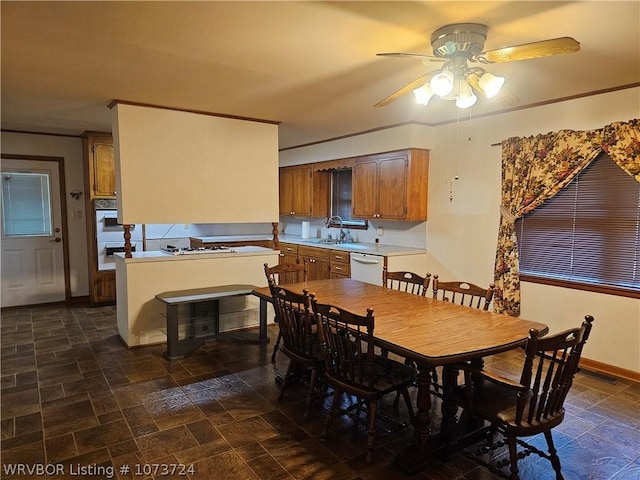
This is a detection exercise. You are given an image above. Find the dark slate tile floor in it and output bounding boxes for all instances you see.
[1,304,639,479]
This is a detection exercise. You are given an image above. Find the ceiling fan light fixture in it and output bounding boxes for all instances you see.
[413,84,434,105]
[455,91,477,108]
[430,70,454,96]
[478,72,505,98]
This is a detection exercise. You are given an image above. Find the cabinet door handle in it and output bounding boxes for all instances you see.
[334,255,344,260]
[334,266,343,271]
[309,259,316,263]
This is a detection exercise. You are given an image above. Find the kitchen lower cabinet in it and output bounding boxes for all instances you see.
[276,243,303,283]
[330,250,350,278]
[298,245,331,281]
[277,244,352,281]
[94,271,116,304]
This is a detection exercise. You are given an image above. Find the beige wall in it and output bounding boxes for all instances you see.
[428,88,639,374]
[112,103,279,225]
[280,87,640,373]
[1,132,89,297]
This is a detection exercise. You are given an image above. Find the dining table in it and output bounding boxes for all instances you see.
[252,278,548,474]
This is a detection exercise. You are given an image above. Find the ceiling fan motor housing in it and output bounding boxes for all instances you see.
[431,23,488,58]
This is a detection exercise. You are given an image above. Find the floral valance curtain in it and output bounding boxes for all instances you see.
[494,119,640,316]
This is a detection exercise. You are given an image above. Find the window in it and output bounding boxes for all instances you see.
[329,169,367,229]
[516,152,640,297]
[1,172,53,237]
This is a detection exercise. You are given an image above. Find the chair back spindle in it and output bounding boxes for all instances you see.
[312,300,376,393]
[264,261,308,288]
[432,275,495,310]
[517,318,593,426]
[270,286,315,362]
[382,267,430,296]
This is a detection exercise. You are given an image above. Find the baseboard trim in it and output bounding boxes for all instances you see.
[580,357,640,383]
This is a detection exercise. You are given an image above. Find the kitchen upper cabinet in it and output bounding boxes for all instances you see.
[279,165,329,218]
[82,131,116,199]
[352,148,429,221]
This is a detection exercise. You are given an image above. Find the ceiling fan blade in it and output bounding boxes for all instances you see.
[374,73,433,107]
[377,52,443,63]
[492,87,519,107]
[477,37,580,63]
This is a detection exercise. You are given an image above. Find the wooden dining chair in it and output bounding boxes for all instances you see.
[452,315,594,480]
[382,267,431,296]
[264,261,308,363]
[269,285,322,419]
[311,296,417,464]
[432,275,495,310]
[431,275,496,395]
[382,267,431,405]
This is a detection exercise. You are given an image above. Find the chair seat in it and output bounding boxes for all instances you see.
[327,355,416,399]
[280,334,323,365]
[453,378,565,435]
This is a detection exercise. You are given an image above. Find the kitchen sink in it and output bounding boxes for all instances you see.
[302,238,343,245]
[333,243,372,250]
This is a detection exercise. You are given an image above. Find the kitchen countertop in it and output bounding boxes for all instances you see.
[113,246,278,264]
[190,234,273,243]
[116,235,425,262]
[277,234,425,257]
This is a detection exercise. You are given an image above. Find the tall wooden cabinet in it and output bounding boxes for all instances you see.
[352,149,429,221]
[82,131,117,305]
[279,165,329,218]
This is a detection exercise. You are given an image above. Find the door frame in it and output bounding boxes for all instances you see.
[1,153,72,305]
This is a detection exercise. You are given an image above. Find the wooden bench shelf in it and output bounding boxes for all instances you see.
[156,284,263,359]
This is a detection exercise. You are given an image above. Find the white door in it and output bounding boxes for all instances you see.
[1,159,66,307]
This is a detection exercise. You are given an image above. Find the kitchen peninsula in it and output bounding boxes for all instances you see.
[114,246,278,347]
[110,102,280,348]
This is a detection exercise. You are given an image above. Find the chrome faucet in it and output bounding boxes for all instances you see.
[326,215,346,242]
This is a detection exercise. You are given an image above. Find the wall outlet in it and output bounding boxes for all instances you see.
[377,226,384,236]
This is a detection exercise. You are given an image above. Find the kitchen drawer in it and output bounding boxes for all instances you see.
[279,243,299,255]
[298,245,331,259]
[330,262,350,277]
[330,250,350,263]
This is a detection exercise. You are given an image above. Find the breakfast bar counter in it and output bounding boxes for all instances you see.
[114,246,278,347]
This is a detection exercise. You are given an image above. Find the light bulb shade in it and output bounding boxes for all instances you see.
[456,92,477,108]
[478,72,505,98]
[413,84,434,105]
[430,70,454,96]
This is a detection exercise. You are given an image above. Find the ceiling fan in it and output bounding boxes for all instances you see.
[375,23,580,109]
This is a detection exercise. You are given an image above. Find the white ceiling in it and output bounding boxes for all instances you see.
[1,1,639,150]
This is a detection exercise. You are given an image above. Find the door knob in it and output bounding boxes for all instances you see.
[50,237,62,243]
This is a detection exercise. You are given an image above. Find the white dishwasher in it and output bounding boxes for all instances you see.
[350,252,384,286]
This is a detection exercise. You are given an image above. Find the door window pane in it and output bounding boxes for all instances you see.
[2,172,53,236]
